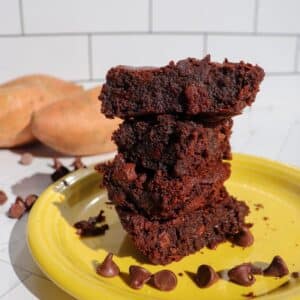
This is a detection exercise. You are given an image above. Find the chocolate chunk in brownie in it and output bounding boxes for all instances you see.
[98,154,230,220]
[116,188,249,265]
[100,55,264,119]
[113,115,232,176]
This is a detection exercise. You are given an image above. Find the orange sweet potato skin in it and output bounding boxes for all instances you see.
[32,87,121,155]
[0,75,83,147]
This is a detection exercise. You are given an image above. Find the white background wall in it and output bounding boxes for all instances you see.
[0,0,299,165]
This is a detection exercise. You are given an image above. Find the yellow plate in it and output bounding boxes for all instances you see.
[27,154,300,300]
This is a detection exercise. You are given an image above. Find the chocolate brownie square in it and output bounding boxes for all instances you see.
[100,55,264,119]
[98,154,230,220]
[113,115,232,176]
[116,188,249,265]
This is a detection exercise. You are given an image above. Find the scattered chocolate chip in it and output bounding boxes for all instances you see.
[228,263,256,286]
[178,272,183,277]
[129,265,152,289]
[96,253,120,277]
[51,166,70,182]
[19,153,33,165]
[74,210,108,237]
[24,194,38,210]
[152,270,177,291]
[0,190,8,205]
[52,158,63,170]
[71,157,86,170]
[8,196,26,219]
[263,216,269,221]
[291,272,300,279]
[196,264,219,288]
[229,227,254,247]
[263,256,289,278]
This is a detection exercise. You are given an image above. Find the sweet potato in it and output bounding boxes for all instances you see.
[0,75,83,147]
[32,87,121,155]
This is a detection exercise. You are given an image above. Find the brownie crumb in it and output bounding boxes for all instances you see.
[254,203,264,211]
[74,210,109,237]
[71,157,86,170]
[291,272,300,279]
[178,272,183,277]
[19,153,33,165]
[8,196,26,219]
[51,166,70,182]
[24,194,38,210]
[263,216,269,221]
[96,253,120,277]
[242,292,256,298]
[0,190,8,205]
[52,158,63,170]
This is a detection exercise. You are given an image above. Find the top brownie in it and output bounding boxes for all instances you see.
[100,55,264,119]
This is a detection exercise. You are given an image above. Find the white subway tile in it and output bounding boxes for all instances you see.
[153,0,255,32]
[0,0,21,34]
[256,75,300,117]
[207,35,297,73]
[22,0,148,33]
[258,0,300,33]
[92,35,204,79]
[0,36,89,82]
[278,121,300,167]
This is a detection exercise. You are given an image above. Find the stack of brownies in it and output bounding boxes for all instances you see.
[98,55,264,265]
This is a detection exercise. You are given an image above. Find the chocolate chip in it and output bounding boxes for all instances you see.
[96,253,120,277]
[228,263,256,286]
[8,196,26,219]
[51,166,70,182]
[129,265,152,289]
[291,272,300,279]
[152,270,177,291]
[196,264,219,288]
[263,256,289,278]
[0,190,8,205]
[19,153,33,165]
[71,157,86,170]
[52,158,63,170]
[24,194,38,210]
[229,227,254,247]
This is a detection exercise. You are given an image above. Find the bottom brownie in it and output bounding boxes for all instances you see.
[116,188,249,265]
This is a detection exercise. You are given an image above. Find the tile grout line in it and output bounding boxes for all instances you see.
[18,0,25,35]
[88,34,93,80]
[294,36,299,72]
[148,0,153,33]
[203,34,208,56]
[253,0,259,33]
[1,31,300,37]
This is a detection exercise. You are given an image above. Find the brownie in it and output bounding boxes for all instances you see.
[113,115,232,176]
[100,55,264,119]
[116,188,249,265]
[98,154,230,220]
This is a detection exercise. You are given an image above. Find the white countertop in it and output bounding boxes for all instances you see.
[0,75,300,299]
